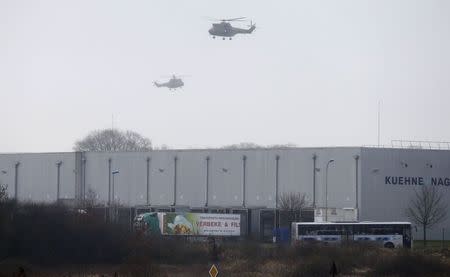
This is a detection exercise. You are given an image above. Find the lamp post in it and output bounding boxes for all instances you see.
[205,156,210,208]
[353,155,360,221]
[112,170,119,204]
[273,155,280,243]
[325,159,334,222]
[56,161,62,201]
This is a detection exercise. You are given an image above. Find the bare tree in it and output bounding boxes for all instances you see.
[221,142,297,150]
[222,142,263,149]
[279,192,310,211]
[74,129,152,152]
[0,184,7,202]
[84,188,98,208]
[279,192,310,222]
[405,185,447,247]
[154,144,170,150]
[267,143,297,149]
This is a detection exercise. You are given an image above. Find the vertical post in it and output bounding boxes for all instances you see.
[112,172,115,205]
[354,155,360,221]
[173,156,178,206]
[205,156,210,207]
[274,155,280,243]
[82,157,87,202]
[242,155,247,208]
[108,158,112,206]
[443,228,445,250]
[378,100,381,147]
[14,162,20,200]
[110,170,119,222]
[146,157,151,205]
[56,161,62,201]
[312,154,317,209]
[325,159,335,222]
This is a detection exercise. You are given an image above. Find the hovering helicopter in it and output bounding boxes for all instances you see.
[154,75,185,90]
[208,17,256,40]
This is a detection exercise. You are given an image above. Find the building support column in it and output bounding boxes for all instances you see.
[205,156,210,208]
[273,155,280,242]
[82,156,87,202]
[56,161,62,201]
[14,162,20,200]
[108,158,112,206]
[354,155,360,221]
[173,156,178,207]
[242,155,247,208]
[146,157,151,205]
[312,154,317,209]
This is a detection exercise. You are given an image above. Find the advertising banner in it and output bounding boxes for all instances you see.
[160,212,241,236]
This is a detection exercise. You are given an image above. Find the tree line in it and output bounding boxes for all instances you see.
[73,128,297,152]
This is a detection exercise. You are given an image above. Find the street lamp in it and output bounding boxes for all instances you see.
[325,159,335,222]
[112,170,119,204]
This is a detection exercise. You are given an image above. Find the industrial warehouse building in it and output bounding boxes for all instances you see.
[0,146,449,240]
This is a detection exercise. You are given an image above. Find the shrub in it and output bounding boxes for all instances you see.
[372,250,450,276]
[0,202,131,265]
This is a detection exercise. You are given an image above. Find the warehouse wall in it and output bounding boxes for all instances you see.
[360,147,450,240]
[0,148,361,209]
[2,147,448,240]
[0,153,76,202]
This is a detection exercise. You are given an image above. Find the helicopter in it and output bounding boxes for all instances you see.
[154,75,185,90]
[208,17,256,40]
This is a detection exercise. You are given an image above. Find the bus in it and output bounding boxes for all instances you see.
[291,222,412,248]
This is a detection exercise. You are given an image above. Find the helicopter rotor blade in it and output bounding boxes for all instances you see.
[160,74,191,78]
[204,16,246,22]
[222,17,246,21]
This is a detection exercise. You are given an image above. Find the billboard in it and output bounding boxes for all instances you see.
[160,212,241,236]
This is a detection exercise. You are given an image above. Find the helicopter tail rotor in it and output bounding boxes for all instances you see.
[246,21,256,33]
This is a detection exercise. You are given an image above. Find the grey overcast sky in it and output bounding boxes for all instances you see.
[1,0,450,152]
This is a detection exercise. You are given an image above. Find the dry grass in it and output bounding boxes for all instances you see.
[2,202,450,276]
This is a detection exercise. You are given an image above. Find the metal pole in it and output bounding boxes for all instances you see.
[56,161,62,201]
[205,156,210,207]
[14,162,20,200]
[242,155,247,207]
[146,157,150,205]
[354,155,359,221]
[112,173,115,205]
[173,156,178,206]
[108,158,112,206]
[82,157,87,203]
[111,170,119,222]
[378,100,381,147]
[325,159,334,222]
[274,155,280,243]
[312,154,317,209]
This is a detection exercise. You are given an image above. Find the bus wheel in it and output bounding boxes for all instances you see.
[384,242,394,249]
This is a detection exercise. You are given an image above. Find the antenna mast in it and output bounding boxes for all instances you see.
[377,101,381,147]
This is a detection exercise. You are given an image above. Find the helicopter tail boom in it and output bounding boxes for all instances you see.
[235,23,256,34]
[154,81,163,87]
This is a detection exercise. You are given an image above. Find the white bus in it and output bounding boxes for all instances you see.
[291,222,412,248]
